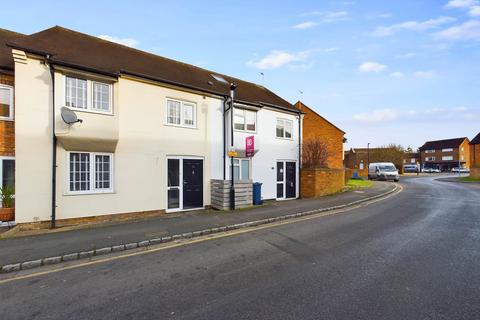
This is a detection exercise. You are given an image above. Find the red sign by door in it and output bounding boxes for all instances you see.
[246,136,254,158]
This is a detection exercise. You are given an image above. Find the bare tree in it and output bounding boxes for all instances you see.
[369,143,405,168]
[302,139,331,169]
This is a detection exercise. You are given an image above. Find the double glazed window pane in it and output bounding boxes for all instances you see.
[95,155,111,189]
[167,100,181,125]
[241,160,249,180]
[2,160,14,192]
[0,87,11,118]
[183,103,194,126]
[70,153,90,191]
[234,109,245,130]
[66,77,87,109]
[276,119,292,138]
[276,120,284,138]
[285,121,292,138]
[93,82,110,112]
[167,159,180,209]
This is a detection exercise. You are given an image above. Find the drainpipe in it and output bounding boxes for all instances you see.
[222,96,228,180]
[46,56,57,228]
[298,112,302,198]
[229,83,237,210]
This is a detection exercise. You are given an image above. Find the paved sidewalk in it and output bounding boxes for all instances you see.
[0,182,395,266]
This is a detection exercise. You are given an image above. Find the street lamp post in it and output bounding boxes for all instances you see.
[367,142,370,171]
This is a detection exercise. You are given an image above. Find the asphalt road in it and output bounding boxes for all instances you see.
[1,176,479,320]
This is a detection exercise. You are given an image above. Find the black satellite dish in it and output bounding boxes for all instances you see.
[61,107,83,124]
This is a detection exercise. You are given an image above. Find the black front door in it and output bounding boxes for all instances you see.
[285,161,296,199]
[182,159,203,209]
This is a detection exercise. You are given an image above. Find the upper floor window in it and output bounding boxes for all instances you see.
[0,85,14,120]
[442,148,453,152]
[276,119,293,139]
[234,108,256,132]
[65,76,112,113]
[425,149,435,153]
[442,156,453,161]
[166,99,196,128]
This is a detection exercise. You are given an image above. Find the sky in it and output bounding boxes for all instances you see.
[2,0,480,150]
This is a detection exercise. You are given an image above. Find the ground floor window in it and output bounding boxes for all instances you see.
[231,158,250,180]
[68,152,113,194]
[0,157,15,207]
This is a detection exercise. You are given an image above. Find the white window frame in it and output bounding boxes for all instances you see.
[442,148,453,152]
[0,156,15,208]
[0,84,14,121]
[425,149,435,154]
[165,98,197,128]
[425,156,436,161]
[64,75,113,115]
[276,118,293,139]
[442,156,453,161]
[66,151,114,195]
[166,156,204,213]
[230,158,251,181]
[233,108,257,133]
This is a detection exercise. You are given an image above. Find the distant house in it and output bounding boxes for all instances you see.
[344,146,404,176]
[470,132,480,178]
[419,137,470,171]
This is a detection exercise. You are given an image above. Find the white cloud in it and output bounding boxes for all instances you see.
[372,16,456,36]
[414,70,435,79]
[247,50,310,70]
[98,35,139,47]
[293,21,318,29]
[301,11,350,23]
[394,52,417,59]
[445,0,478,8]
[353,106,479,123]
[390,72,405,78]
[436,20,480,40]
[469,5,480,16]
[353,109,399,123]
[358,61,387,73]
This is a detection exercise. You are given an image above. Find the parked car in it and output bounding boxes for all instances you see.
[452,167,470,173]
[422,167,440,173]
[368,162,400,182]
[403,164,418,173]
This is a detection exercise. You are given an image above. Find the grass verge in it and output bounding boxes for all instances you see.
[458,176,480,183]
[345,179,373,190]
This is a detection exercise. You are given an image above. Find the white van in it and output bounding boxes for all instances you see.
[368,162,399,182]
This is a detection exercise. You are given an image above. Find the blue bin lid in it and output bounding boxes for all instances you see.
[253,182,263,186]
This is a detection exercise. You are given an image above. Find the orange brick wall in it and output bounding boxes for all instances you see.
[471,144,480,168]
[301,168,345,198]
[296,102,345,170]
[0,73,14,157]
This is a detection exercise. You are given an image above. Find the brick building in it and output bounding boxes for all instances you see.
[470,132,480,178]
[294,101,346,197]
[295,101,345,169]
[0,29,23,203]
[419,137,470,171]
[344,147,405,176]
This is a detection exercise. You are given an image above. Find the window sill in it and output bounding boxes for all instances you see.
[64,190,114,196]
[66,106,114,116]
[276,136,294,141]
[164,123,198,130]
[233,129,257,134]
[0,118,14,122]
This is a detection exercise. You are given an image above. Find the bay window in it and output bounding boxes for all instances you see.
[65,76,112,113]
[68,152,113,194]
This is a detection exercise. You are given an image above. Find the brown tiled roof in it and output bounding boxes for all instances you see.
[419,137,468,151]
[294,101,345,134]
[471,132,480,145]
[0,28,25,72]
[8,26,298,112]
